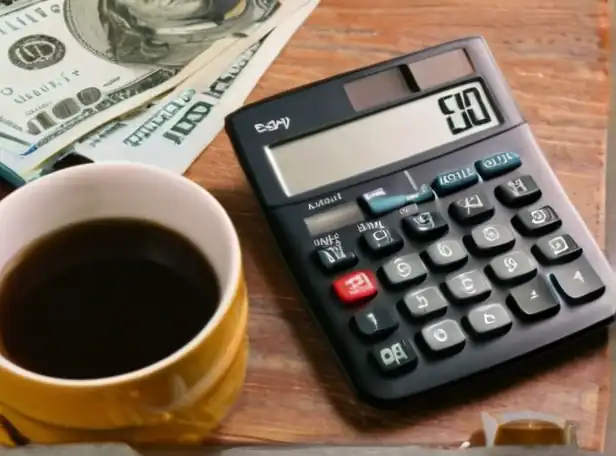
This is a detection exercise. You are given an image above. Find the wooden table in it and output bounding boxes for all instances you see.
[185,0,613,451]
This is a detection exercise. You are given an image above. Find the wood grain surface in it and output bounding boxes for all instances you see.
[181,0,614,451]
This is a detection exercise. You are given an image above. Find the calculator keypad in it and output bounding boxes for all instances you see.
[304,150,610,398]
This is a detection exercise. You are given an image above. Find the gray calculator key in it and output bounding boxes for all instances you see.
[371,338,418,375]
[401,286,448,320]
[444,269,492,304]
[363,228,403,256]
[465,303,512,338]
[420,319,466,355]
[532,234,582,265]
[424,238,468,272]
[381,253,427,288]
[468,223,516,256]
[550,257,606,305]
[508,276,560,321]
[487,250,537,286]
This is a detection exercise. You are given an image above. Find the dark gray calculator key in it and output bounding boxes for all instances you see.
[549,257,606,305]
[495,175,542,208]
[352,305,399,340]
[362,227,403,256]
[420,319,466,356]
[424,238,468,272]
[315,244,358,272]
[432,166,479,197]
[486,250,537,286]
[381,253,427,288]
[465,303,512,338]
[474,151,521,180]
[402,210,448,241]
[371,338,418,375]
[448,190,495,226]
[444,269,492,304]
[467,223,516,256]
[512,205,562,237]
[400,286,448,320]
[507,276,560,321]
[532,234,582,265]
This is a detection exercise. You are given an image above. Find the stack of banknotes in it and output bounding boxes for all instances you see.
[0,0,320,186]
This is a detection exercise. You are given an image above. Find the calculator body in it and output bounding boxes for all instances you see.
[224,36,616,406]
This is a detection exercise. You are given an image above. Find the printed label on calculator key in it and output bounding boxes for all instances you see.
[420,319,466,356]
[381,253,427,288]
[424,238,468,272]
[352,305,399,340]
[465,303,512,338]
[532,234,582,265]
[468,223,516,256]
[362,227,403,256]
[401,286,448,320]
[487,250,537,286]
[316,244,358,272]
[332,269,378,305]
[512,205,562,237]
[549,257,606,305]
[495,175,542,208]
[371,339,418,375]
[432,166,479,197]
[403,210,448,240]
[448,190,495,226]
[507,276,560,321]
[475,151,522,180]
[444,269,492,304]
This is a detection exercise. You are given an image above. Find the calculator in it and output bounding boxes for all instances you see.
[224,36,616,406]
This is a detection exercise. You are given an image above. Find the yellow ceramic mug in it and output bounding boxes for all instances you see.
[0,163,249,446]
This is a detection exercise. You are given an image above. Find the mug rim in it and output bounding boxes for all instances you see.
[0,162,243,387]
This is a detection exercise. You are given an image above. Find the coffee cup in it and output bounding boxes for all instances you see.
[0,162,248,445]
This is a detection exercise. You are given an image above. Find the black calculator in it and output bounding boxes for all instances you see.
[224,36,616,406]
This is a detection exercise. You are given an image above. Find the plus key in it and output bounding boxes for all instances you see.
[332,269,378,306]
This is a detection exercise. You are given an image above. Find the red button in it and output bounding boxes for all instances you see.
[332,269,378,305]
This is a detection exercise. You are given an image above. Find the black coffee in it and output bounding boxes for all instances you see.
[0,218,220,380]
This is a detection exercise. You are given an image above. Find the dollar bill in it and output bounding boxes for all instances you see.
[0,0,309,181]
[60,0,319,175]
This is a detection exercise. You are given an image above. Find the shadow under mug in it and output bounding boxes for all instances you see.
[0,163,249,445]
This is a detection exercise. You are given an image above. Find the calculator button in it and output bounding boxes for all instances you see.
[420,319,466,356]
[467,223,516,256]
[402,210,448,241]
[371,338,418,375]
[400,286,448,320]
[486,250,537,286]
[507,276,560,321]
[464,303,512,338]
[549,257,605,305]
[362,228,403,256]
[495,175,542,208]
[432,166,479,197]
[381,253,427,288]
[444,269,492,304]
[448,190,495,226]
[332,270,378,305]
[352,305,398,340]
[475,152,522,180]
[362,184,434,216]
[512,205,562,237]
[532,234,582,265]
[424,238,468,272]
[315,244,358,272]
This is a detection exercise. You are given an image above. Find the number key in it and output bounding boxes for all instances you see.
[486,250,537,286]
[423,238,468,272]
[444,269,492,304]
[532,234,582,265]
[464,303,512,339]
[400,286,448,320]
[380,253,427,288]
[352,304,399,340]
[466,223,516,256]
[420,319,466,356]
[512,205,562,237]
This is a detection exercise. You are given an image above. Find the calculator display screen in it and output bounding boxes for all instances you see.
[266,80,501,196]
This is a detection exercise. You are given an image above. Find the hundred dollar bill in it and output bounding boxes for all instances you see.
[0,0,309,182]
[57,0,319,175]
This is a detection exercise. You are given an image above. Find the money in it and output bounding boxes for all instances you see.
[60,0,319,175]
[0,0,309,180]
